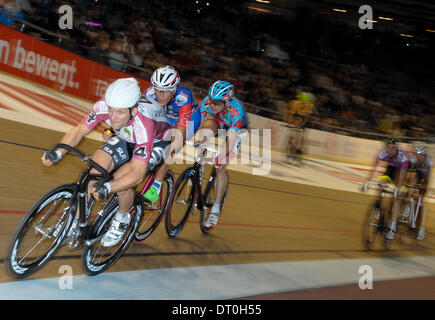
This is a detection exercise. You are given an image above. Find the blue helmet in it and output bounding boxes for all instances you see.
[209,80,234,103]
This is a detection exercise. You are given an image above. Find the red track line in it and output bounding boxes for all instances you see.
[0,209,358,233]
[0,209,26,215]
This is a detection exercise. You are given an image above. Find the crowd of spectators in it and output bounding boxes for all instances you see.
[1,0,435,140]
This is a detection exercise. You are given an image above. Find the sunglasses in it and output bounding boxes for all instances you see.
[209,98,225,106]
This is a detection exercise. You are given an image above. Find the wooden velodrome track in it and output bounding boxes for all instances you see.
[1,116,435,298]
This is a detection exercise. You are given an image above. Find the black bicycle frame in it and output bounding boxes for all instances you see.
[191,161,216,211]
[49,144,114,235]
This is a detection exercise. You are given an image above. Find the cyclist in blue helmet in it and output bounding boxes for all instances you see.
[199,80,249,228]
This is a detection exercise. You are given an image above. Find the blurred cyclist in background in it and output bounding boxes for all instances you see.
[363,136,409,241]
[284,91,315,165]
[142,65,201,204]
[199,80,249,228]
[407,143,432,240]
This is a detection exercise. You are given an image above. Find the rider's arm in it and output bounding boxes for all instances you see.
[171,102,192,155]
[169,125,186,156]
[225,129,239,158]
[59,122,92,154]
[365,156,380,183]
[397,167,408,189]
[42,121,92,165]
[421,172,430,196]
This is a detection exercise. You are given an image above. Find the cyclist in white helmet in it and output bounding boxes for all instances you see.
[42,78,170,247]
[407,143,432,240]
[142,65,202,204]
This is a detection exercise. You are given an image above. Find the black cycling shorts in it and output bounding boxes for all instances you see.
[100,136,170,172]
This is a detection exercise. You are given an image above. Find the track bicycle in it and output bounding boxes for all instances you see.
[5,144,174,278]
[396,184,424,241]
[165,141,228,238]
[285,123,304,166]
[362,181,399,251]
[80,147,174,275]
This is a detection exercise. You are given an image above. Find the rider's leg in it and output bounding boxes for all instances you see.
[100,162,137,247]
[386,169,403,240]
[214,163,228,208]
[417,201,427,240]
[144,138,174,203]
[204,163,227,228]
[198,119,219,144]
[71,149,115,229]
[144,162,167,203]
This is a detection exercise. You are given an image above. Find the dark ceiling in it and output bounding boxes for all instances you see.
[245,0,435,31]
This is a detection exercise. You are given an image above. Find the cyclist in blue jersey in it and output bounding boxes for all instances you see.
[363,136,410,241]
[199,80,249,228]
[142,65,202,203]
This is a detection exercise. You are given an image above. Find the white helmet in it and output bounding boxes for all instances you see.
[415,143,428,155]
[151,65,180,91]
[105,78,141,108]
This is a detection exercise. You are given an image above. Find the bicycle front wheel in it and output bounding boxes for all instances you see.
[200,171,229,234]
[81,192,143,276]
[165,167,196,238]
[362,200,384,251]
[135,170,175,242]
[5,184,77,279]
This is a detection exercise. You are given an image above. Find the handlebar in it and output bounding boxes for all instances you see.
[363,181,399,198]
[49,144,111,180]
[185,141,219,155]
[185,140,220,164]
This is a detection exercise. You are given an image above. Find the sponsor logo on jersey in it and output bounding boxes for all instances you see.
[146,87,155,97]
[229,106,240,118]
[107,136,120,146]
[94,100,108,114]
[86,112,97,124]
[175,92,188,105]
[123,127,132,137]
[133,119,148,144]
[233,119,246,129]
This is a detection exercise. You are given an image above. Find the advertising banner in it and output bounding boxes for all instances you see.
[0,24,150,101]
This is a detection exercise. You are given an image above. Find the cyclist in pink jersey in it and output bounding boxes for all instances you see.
[41,78,170,247]
[363,136,409,241]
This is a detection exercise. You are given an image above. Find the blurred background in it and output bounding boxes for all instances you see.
[2,0,435,141]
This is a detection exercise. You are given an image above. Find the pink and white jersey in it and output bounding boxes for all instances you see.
[83,97,170,163]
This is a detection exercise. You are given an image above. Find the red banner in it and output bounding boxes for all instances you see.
[0,25,150,101]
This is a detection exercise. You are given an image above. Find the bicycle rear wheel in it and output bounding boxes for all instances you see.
[5,184,77,279]
[200,171,229,234]
[81,192,143,276]
[165,167,196,238]
[135,171,174,241]
[362,200,384,251]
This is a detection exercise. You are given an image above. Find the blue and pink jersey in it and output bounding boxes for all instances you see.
[200,96,249,132]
